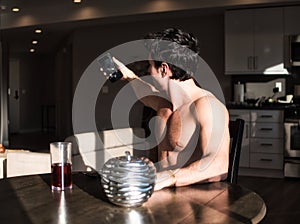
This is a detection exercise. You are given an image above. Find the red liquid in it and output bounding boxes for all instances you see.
[51,163,72,190]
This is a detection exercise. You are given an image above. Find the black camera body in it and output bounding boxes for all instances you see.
[108,70,123,83]
[97,53,123,83]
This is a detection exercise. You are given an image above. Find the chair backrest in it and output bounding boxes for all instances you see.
[227,118,245,184]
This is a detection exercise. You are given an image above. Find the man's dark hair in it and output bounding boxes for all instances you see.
[144,28,200,81]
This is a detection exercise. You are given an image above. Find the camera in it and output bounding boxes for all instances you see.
[97,53,123,83]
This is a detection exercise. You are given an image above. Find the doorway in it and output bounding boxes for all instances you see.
[7,56,58,151]
[9,59,20,134]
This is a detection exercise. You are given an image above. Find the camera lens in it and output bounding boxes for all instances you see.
[109,70,123,82]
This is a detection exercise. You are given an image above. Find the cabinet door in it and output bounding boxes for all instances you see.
[250,110,283,123]
[240,122,250,167]
[250,153,283,170]
[254,8,287,74]
[229,109,250,122]
[225,9,254,74]
[284,6,300,35]
[250,138,283,154]
[229,110,250,167]
[225,7,288,75]
[251,123,284,138]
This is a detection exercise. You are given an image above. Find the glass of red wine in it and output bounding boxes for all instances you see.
[50,142,72,191]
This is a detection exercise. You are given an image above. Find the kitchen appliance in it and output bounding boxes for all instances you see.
[234,82,244,103]
[234,82,245,103]
[284,105,300,177]
[285,35,300,68]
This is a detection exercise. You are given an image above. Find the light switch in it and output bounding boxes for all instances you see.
[275,82,282,92]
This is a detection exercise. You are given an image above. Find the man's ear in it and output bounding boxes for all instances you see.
[161,62,170,77]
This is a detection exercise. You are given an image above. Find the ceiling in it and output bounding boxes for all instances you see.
[1,23,72,55]
[1,0,300,55]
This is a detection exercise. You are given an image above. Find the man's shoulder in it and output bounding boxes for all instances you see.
[193,94,221,108]
[192,95,228,119]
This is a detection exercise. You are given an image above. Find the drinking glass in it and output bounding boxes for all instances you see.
[50,142,72,190]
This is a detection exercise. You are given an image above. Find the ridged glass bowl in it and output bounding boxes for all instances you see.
[99,151,156,207]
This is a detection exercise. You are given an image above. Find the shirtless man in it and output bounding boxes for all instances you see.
[113,28,230,191]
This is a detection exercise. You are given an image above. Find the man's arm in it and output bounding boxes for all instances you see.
[113,57,171,111]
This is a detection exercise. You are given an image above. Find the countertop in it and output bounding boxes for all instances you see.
[226,102,293,110]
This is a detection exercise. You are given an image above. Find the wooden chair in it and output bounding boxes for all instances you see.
[227,118,245,184]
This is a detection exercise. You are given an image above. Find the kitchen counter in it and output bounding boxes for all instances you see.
[226,102,291,110]
[228,107,285,178]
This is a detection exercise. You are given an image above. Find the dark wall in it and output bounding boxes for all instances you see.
[16,54,55,132]
[73,13,230,98]
[7,11,231,138]
[70,12,230,133]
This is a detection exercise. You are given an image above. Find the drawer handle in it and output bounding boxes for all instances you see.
[260,115,273,118]
[248,56,253,70]
[260,158,273,162]
[260,128,273,131]
[260,143,273,146]
[254,56,258,70]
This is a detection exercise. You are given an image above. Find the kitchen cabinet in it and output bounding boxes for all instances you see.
[250,110,283,123]
[229,109,250,168]
[250,110,284,170]
[229,109,284,177]
[284,6,300,35]
[225,7,288,75]
[250,153,283,170]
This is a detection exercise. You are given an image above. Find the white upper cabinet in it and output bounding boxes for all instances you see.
[225,7,288,75]
[225,9,254,74]
[284,6,300,35]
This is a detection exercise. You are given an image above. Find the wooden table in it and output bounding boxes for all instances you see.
[0,173,266,224]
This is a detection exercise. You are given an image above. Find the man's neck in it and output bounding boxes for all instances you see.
[168,79,203,110]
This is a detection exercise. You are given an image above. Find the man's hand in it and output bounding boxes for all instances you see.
[154,170,176,191]
[112,57,139,81]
